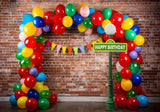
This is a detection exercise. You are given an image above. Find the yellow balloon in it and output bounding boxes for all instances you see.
[102,20,111,29]
[78,3,89,13]
[22,84,30,93]
[121,79,132,91]
[133,35,145,46]
[62,16,73,27]
[32,7,44,17]
[33,82,43,93]
[17,96,28,109]
[78,23,86,32]
[41,82,44,84]
[29,63,35,68]
[43,85,49,91]
[23,22,37,36]
[21,47,33,58]
[121,18,134,30]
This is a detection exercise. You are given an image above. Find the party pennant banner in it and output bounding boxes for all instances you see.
[51,43,57,51]
[57,45,61,53]
[68,47,72,55]
[73,47,78,55]
[62,46,67,54]
[86,44,92,51]
[45,40,52,47]
[79,46,85,54]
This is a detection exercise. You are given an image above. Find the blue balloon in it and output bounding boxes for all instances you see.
[17,41,25,50]
[29,67,38,77]
[89,8,95,17]
[72,24,77,28]
[134,46,142,53]
[72,14,83,25]
[129,51,138,60]
[66,27,71,29]
[131,25,140,35]
[123,14,129,20]
[134,70,141,75]
[130,75,142,86]
[97,25,105,34]
[23,14,33,24]
[36,72,46,82]
[19,24,24,32]
[10,94,17,105]
[27,89,39,100]
[20,21,25,25]
[42,24,50,32]
[137,95,148,107]
[33,16,45,28]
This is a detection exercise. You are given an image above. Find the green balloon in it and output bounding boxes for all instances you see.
[102,8,112,20]
[34,34,45,43]
[19,58,31,68]
[65,4,76,17]
[16,50,25,60]
[128,62,140,74]
[40,90,51,99]
[115,72,122,81]
[83,17,93,28]
[13,83,22,92]
[125,30,136,41]
[53,10,56,15]
[127,89,137,99]
[38,98,50,110]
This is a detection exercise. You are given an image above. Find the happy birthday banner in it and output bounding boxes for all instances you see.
[45,37,103,55]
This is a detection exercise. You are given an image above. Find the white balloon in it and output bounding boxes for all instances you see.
[19,32,28,41]
[105,24,116,35]
[116,61,123,72]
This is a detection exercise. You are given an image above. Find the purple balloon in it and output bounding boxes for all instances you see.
[29,67,38,77]
[42,24,50,32]
[129,51,138,60]
[134,46,142,53]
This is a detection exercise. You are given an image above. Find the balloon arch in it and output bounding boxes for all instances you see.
[10,3,148,111]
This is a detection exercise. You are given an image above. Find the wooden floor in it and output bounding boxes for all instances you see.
[0,102,160,112]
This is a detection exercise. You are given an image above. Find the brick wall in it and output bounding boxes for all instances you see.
[0,0,160,97]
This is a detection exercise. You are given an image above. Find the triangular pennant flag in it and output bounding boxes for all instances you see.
[73,47,78,55]
[79,46,85,54]
[57,45,61,53]
[45,40,52,47]
[43,38,47,43]
[51,43,56,51]
[92,40,97,45]
[97,37,103,43]
[62,46,67,55]
[68,47,72,55]
[86,44,92,51]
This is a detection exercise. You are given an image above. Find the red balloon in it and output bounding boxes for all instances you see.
[112,35,118,41]
[102,33,109,41]
[91,12,103,25]
[115,95,127,108]
[114,27,124,38]
[19,67,30,78]
[139,91,145,96]
[110,13,124,26]
[56,4,65,15]
[33,43,44,53]
[30,52,43,65]
[115,82,127,95]
[120,68,132,79]
[15,90,26,99]
[127,41,136,52]
[120,52,129,56]
[112,10,119,15]
[133,55,143,64]
[43,11,54,24]
[119,54,131,67]
[24,36,36,48]
[51,23,65,34]
[24,76,36,88]
[53,14,64,24]
[48,94,57,104]
[35,64,43,73]
[119,37,128,43]
[90,25,95,29]
[25,98,38,111]
[127,97,139,110]
[132,85,142,94]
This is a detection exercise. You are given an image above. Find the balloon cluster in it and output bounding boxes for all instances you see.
[13,3,147,111]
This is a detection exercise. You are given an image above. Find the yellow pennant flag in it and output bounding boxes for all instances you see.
[91,40,97,45]
[62,46,67,54]
[97,37,103,43]
[51,43,56,51]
